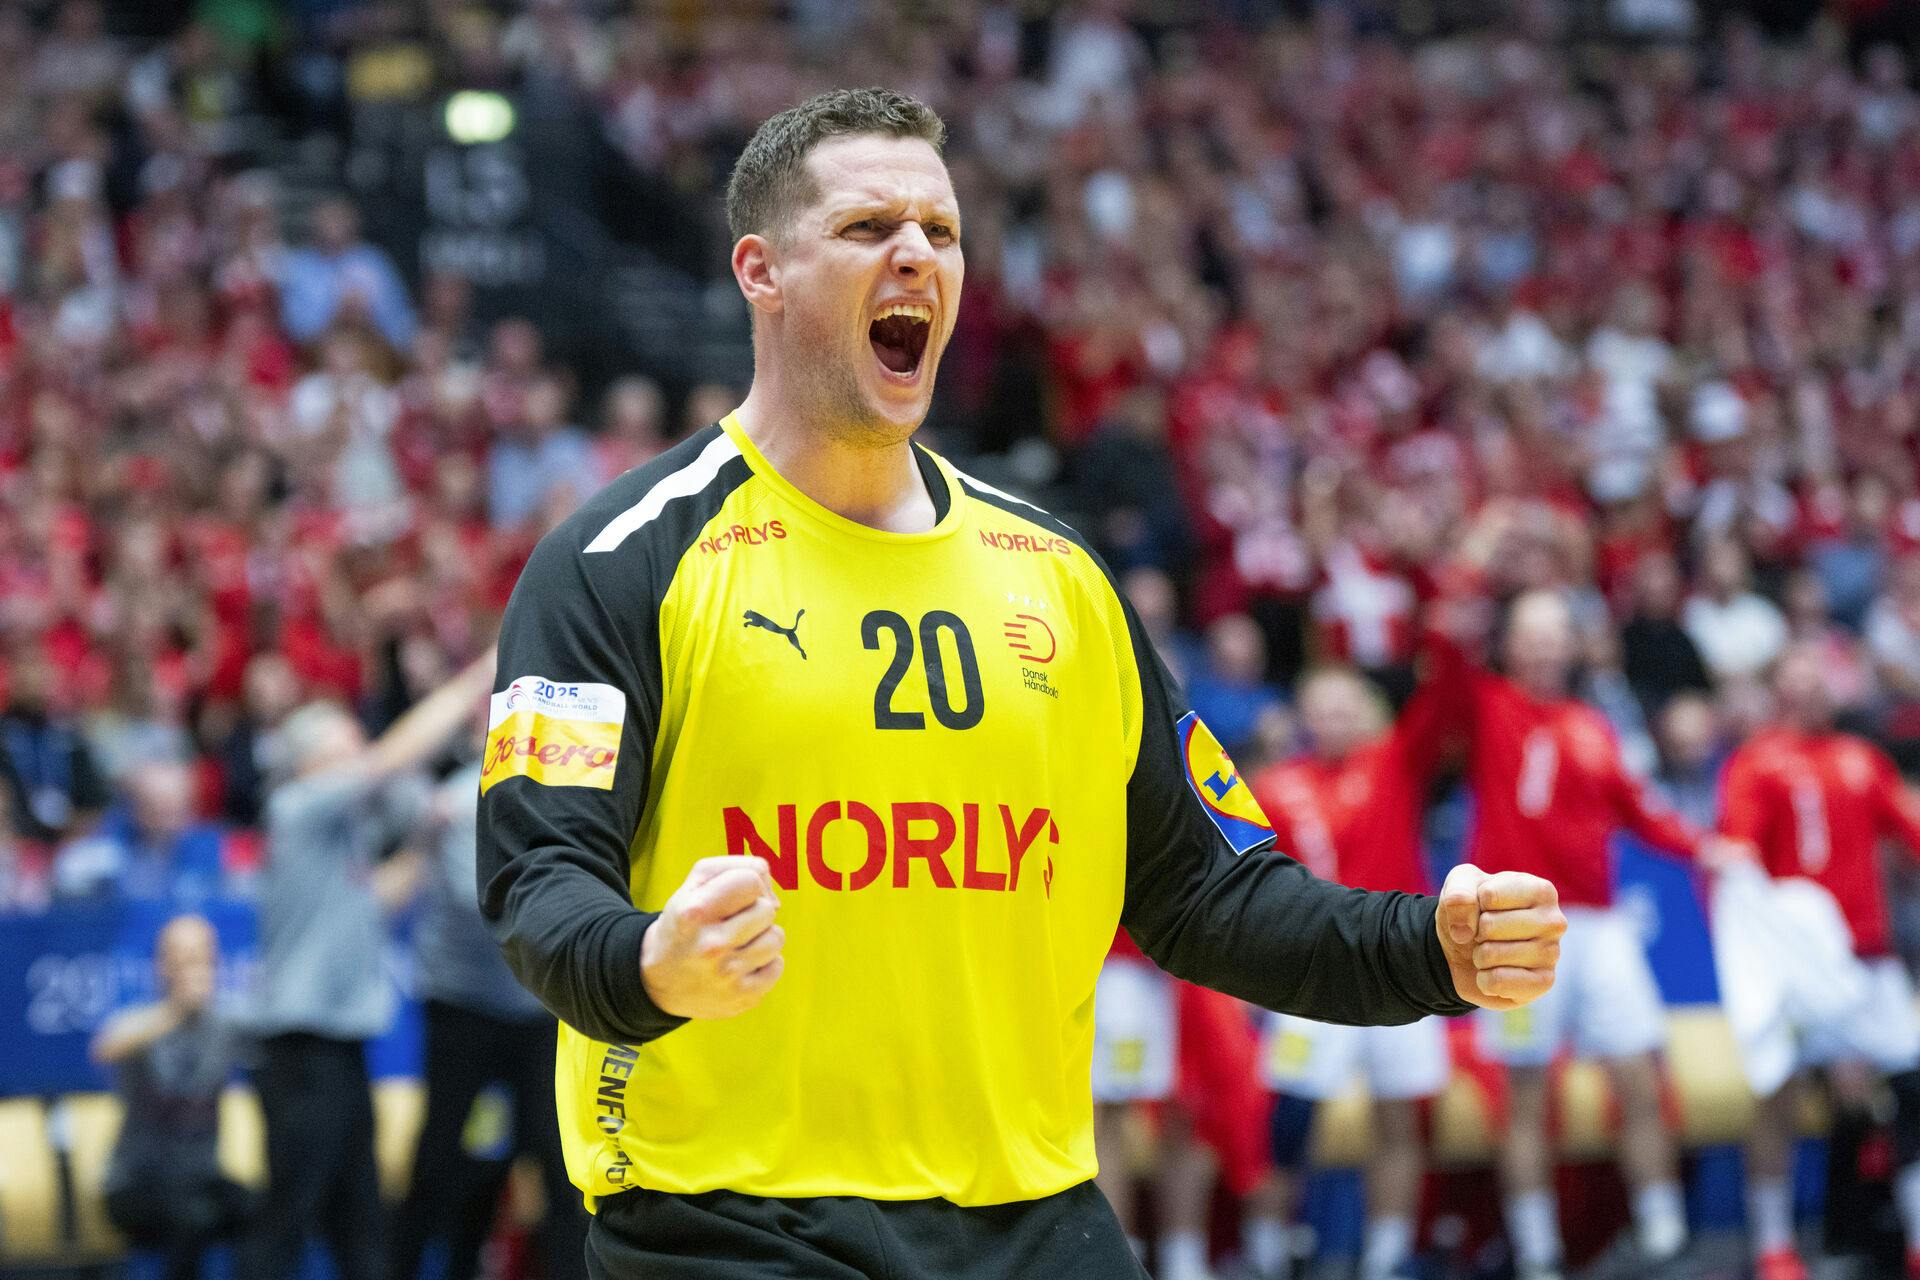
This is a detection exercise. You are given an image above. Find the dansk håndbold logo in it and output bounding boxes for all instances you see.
[1003,613,1056,664]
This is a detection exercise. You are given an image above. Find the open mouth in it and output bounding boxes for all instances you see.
[868,303,932,378]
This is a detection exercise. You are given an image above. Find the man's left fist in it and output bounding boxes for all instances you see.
[1435,864,1566,1011]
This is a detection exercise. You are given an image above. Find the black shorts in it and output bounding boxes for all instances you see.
[585,1179,1148,1279]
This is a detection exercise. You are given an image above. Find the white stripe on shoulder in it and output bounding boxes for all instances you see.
[585,432,742,554]
[952,466,1046,513]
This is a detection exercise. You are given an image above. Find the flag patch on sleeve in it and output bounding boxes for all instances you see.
[1176,711,1275,855]
[482,678,625,794]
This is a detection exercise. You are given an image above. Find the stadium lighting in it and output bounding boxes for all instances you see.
[445,90,515,144]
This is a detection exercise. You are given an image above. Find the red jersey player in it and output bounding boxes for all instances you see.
[1720,645,1920,1280]
[1248,652,1464,1280]
[1463,591,1740,1280]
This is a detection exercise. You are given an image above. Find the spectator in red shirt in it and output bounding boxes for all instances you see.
[1247,644,1464,1280]
[1463,590,1739,1279]
[1721,645,1920,1280]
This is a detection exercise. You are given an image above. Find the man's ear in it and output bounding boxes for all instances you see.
[733,234,782,316]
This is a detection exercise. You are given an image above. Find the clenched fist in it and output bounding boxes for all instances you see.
[1435,864,1566,1011]
[640,856,786,1019]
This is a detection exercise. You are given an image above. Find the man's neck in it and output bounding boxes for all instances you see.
[733,392,937,533]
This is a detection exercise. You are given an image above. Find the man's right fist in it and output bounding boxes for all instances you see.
[640,856,785,1020]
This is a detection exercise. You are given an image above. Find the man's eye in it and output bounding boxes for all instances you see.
[926,224,956,243]
[846,220,882,236]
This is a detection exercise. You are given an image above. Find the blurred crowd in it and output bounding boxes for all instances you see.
[8,0,1920,1273]
[6,0,1920,914]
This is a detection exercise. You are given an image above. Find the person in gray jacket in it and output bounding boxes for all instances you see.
[92,914,252,1280]
[388,730,585,1280]
[248,654,493,1280]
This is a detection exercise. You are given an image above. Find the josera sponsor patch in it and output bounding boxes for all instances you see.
[1175,711,1275,855]
[482,677,625,794]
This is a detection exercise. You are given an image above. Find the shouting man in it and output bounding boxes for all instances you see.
[477,87,1567,1280]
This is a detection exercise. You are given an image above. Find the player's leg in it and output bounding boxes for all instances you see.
[320,1038,385,1280]
[1156,1104,1220,1280]
[1500,1065,1562,1280]
[1092,1102,1139,1242]
[1477,919,1573,1280]
[511,1017,587,1280]
[1360,1098,1423,1280]
[388,1001,495,1280]
[247,1032,351,1280]
[1888,1067,1920,1278]
[1358,1017,1449,1280]
[1816,1060,1882,1263]
[1836,958,1920,1275]
[1576,908,1686,1266]
[1091,956,1177,1264]
[1173,983,1272,1280]
[1242,1158,1308,1280]
[1249,1015,1351,1278]
[1746,1072,1806,1280]
[1600,1051,1687,1263]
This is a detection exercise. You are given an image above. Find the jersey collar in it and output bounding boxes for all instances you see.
[720,413,966,545]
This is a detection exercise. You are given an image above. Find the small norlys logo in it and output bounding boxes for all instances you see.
[743,608,806,660]
[978,529,1072,555]
[699,520,787,555]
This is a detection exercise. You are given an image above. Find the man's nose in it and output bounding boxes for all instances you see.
[890,223,936,276]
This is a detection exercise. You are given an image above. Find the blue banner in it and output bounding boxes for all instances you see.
[1615,836,1721,1005]
[0,899,424,1098]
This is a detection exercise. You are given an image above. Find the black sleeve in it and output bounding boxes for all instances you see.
[1117,604,1473,1026]
[475,533,685,1046]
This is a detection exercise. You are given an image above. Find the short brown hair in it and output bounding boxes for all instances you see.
[724,87,947,242]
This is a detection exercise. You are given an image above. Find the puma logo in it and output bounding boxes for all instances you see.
[743,609,806,660]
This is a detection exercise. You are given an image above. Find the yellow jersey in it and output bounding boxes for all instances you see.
[477,414,1466,1209]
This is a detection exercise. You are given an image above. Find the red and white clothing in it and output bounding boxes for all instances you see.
[1263,1010,1452,1101]
[1465,669,1704,1064]
[1252,648,1463,1098]
[1465,670,1703,907]
[1090,944,1272,1194]
[1718,729,1920,1078]
[1476,905,1672,1067]
[1253,660,1460,895]
[1091,953,1176,1102]
[1720,728,1920,958]
[1310,542,1420,672]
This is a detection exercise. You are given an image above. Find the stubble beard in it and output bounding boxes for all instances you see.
[786,313,925,451]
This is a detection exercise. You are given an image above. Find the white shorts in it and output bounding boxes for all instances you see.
[1262,1013,1451,1101]
[1800,957,1920,1075]
[1091,957,1177,1102]
[1475,906,1667,1067]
